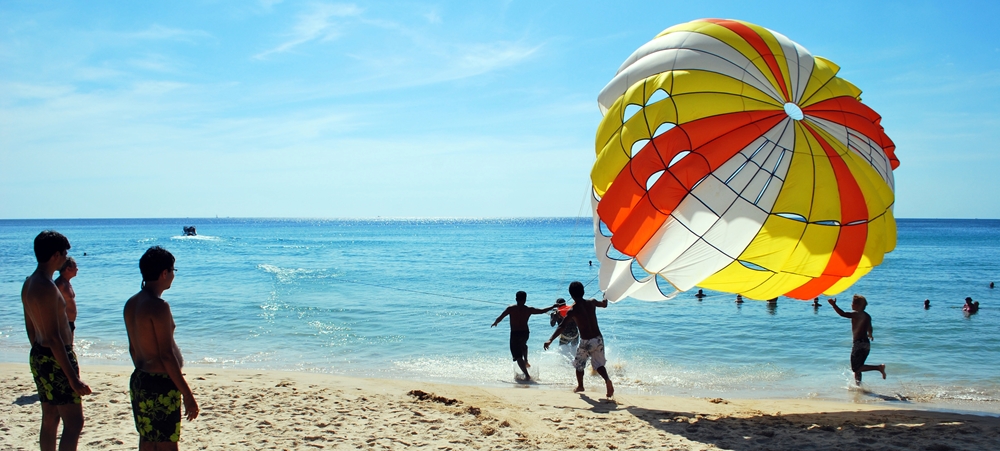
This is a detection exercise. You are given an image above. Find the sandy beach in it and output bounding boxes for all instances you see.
[1,363,997,450]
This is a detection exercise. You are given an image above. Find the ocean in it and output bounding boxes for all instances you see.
[1,218,998,415]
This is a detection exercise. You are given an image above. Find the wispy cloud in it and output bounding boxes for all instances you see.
[423,10,441,24]
[127,54,183,73]
[453,41,541,77]
[331,38,542,94]
[125,24,213,43]
[1,82,75,100]
[254,3,363,60]
[259,0,285,10]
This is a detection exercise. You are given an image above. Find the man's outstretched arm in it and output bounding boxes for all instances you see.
[528,304,557,315]
[827,299,852,318]
[491,307,511,327]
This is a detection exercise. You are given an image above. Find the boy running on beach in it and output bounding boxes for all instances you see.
[491,291,557,381]
[544,281,614,398]
[123,246,199,449]
[829,295,886,385]
[21,231,92,451]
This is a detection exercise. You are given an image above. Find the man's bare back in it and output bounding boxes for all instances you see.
[22,272,75,350]
[498,304,548,332]
[564,298,606,340]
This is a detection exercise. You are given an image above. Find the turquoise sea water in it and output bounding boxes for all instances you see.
[1,218,998,414]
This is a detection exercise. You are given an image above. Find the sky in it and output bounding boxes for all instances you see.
[1,0,998,219]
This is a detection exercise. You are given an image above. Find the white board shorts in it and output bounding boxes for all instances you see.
[573,336,606,371]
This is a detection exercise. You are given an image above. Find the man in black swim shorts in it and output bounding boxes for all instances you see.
[492,291,557,380]
[130,370,183,443]
[124,246,199,449]
[30,344,83,406]
[22,231,92,450]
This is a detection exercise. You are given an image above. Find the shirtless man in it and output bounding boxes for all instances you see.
[54,257,78,333]
[544,281,614,398]
[829,295,886,385]
[491,291,556,380]
[123,246,198,450]
[21,231,92,451]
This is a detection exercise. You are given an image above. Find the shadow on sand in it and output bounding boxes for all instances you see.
[13,394,39,406]
[628,405,994,450]
[560,393,996,451]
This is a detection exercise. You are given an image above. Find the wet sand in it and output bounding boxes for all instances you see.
[2,363,997,450]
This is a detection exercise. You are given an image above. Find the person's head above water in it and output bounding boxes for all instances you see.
[568,281,585,300]
[852,294,867,311]
[555,298,566,306]
[515,291,527,305]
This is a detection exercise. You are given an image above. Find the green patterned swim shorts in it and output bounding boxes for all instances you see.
[29,344,81,405]
[130,369,182,443]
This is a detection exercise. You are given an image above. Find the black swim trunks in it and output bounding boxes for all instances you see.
[29,344,81,405]
[130,370,182,443]
[850,338,871,372]
[509,330,529,361]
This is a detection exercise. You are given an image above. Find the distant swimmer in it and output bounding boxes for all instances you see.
[829,295,886,385]
[589,260,592,267]
[544,281,615,398]
[991,282,995,289]
[735,294,744,304]
[54,256,79,333]
[695,289,706,299]
[491,291,557,381]
[963,297,979,314]
[924,299,930,309]
[767,297,778,305]
[812,297,821,308]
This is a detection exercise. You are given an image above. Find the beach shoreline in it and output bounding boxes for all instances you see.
[3,363,998,450]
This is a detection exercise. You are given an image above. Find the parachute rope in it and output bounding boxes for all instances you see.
[327,276,508,306]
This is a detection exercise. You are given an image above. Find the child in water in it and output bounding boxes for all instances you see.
[829,295,886,385]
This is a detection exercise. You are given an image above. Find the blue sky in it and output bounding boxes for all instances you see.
[1,0,997,219]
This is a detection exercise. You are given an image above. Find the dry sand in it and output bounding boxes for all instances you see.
[2,363,997,450]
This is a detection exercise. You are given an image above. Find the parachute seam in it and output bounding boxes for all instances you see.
[623,46,784,104]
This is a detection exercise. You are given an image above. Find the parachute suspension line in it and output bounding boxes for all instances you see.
[581,273,601,299]
[328,277,508,307]
[555,182,602,299]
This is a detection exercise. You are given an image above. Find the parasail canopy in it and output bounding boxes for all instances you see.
[593,18,898,303]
